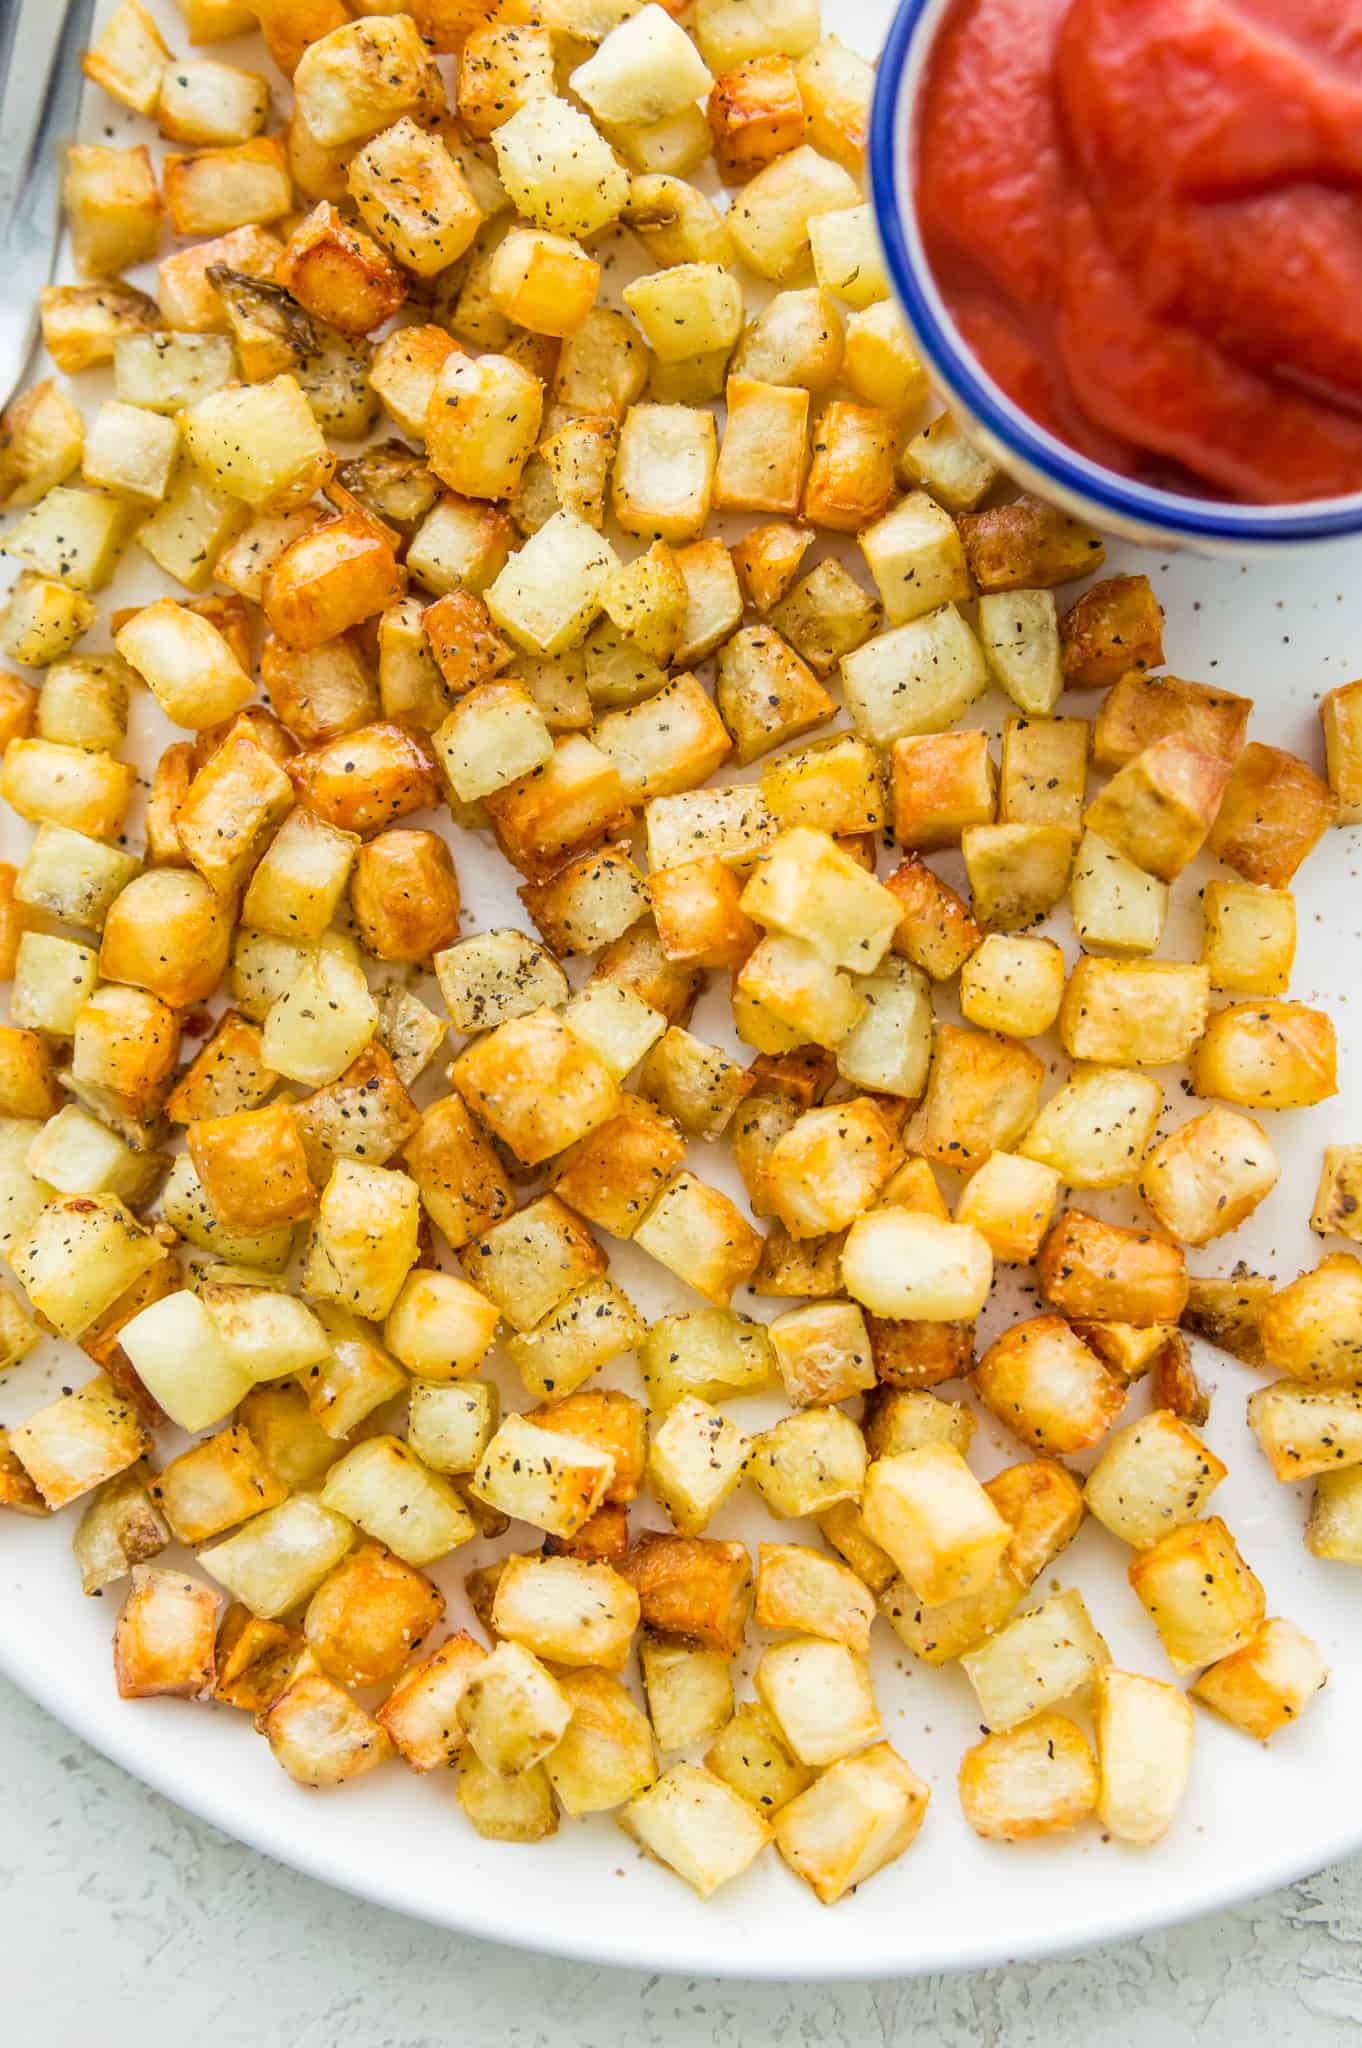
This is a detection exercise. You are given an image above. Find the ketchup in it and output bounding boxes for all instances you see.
[916,0,1362,502]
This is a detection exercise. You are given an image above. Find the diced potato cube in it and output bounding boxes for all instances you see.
[113,1566,218,1700]
[1093,1668,1194,1845]
[1248,1381,1362,1481]
[1059,958,1210,1069]
[728,145,859,282]
[292,14,445,147]
[1192,1618,1328,1741]
[1312,1148,1362,1247]
[746,1407,866,1520]
[1208,740,1337,888]
[263,1663,392,1787]
[471,1413,614,1537]
[841,604,986,748]
[1322,676,1362,823]
[754,1636,880,1767]
[1084,1411,1226,1548]
[1084,736,1230,883]
[959,1588,1110,1732]
[261,933,377,1089]
[491,95,629,239]
[976,590,1062,716]
[633,1169,763,1304]
[958,1715,1097,1841]
[612,402,717,545]
[10,1194,167,1342]
[957,494,1105,591]
[640,1635,735,1749]
[1127,1517,1265,1676]
[620,1762,770,1897]
[863,1444,1011,1605]
[1139,1107,1278,1247]
[320,1435,474,1567]
[8,1372,150,1510]
[199,1493,355,1618]
[1192,1001,1337,1110]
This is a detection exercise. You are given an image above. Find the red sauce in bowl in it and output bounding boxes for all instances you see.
[916,0,1362,503]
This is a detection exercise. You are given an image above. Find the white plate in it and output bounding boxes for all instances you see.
[3,0,1362,1980]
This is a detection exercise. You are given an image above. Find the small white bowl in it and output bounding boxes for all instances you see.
[867,0,1362,551]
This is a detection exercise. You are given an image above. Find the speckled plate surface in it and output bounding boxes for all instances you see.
[3,0,1362,1979]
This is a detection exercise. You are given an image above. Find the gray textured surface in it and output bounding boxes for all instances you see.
[4,1674,1359,2042]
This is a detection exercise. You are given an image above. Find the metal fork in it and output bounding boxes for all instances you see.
[0,0,98,406]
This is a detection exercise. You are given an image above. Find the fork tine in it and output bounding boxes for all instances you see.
[0,0,99,406]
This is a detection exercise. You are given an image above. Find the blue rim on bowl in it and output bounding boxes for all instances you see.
[867,0,1362,548]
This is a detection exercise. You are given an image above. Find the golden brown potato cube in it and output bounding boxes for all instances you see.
[913,1024,1046,1171]
[96,868,230,1012]
[187,1102,316,1234]
[1084,1410,1226,1549]
[0,1026,60,1120]
[703,1698,814,1816]
[801,400,894,531]
[974,1313,1126,1456]
[646,856,756,972]
[426,348,543,503]
[287,1047,419,1184]
[402,1093,512,1251]
[456,19,554,136]
[610,402,716,545]
[452,1006,619,1168]
[958,1714,1096,1841]
[265,513,405,652]
[346,117,480,277]
[63,143,163,277]
[1209,739,1338,889]
[347,829,461,966]
[731,522,813,616]
[727,142,859,281]
[1201,879,1295,997]
[706,54,804,176]
[302,1157,420,1320]
[292,12,444,145]
[175,720,294,902]
[1128,1516,1265,1676]
[422,588,512,701]
[8,1368,151,1511]
[889,729,994,851]
[1139,1107,1278,1248]
[770,560,879,680]
[635,1026,749,1143]
[961,820,1074,930]
[303,1541,444,1689]
[0,1428,50,1516]
[633,1169,763,1305]
[374,1629,486,1771]
[955,1152,1060,1264]
[543,1666,657,1815]
[1059,958,1210,1068]
[72,1464,167,1593]
[517,845,645,960]
[162,137,292,238]
[524,1387,646,1509]
[959,1586,1109,1732]
[212,1604,304,1715]
[753,1542,875,1655]
[621,1531,753,1656]
[1084,736,1230,883]
[1192,1000,1337,1110]
[153,1423,288,1547]
[746,1406,867,1523]
[958,494,1105,592]
[546,1091,683,1239]
[259,633,376,748]
[774,1740,929,1903]
[491,1552,639,1674]
[765,1300,874,1410]
[485,732,630,880]
[114,1566,217,1700]
[862,1443,1010,1605]
[285,721,440,837]
[716,624,835,769]
[1025,1064,1162,1189]
[1250,1380,1362,1480]
[1092,670,1250,771]
[763,1096,896,1239]
[1060,574,1164,689]
[263,1662,393,1787]
[880,855,979,982]
[997,713,1088,837]
[1037,1209,1188,1325]
[1259,1254,1362,1387]
[0,382,85,511]
[958,933,1065,1041]
[709,376,809,519]
[1321,675,1362,822]
[1191,1618,1327,1741]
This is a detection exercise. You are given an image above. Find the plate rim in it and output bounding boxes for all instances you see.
[4,1633,1352,1980]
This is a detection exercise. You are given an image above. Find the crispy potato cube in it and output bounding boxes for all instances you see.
[1259,1254,1362,1387]
[898,409,999,511]
[492,1553,639,1672]
[646,856,756,972]
[890,730,995,850]
[745,1407,866,1521]
[881,855,979,982]
[175,718,294,898]
[551,1093,687,1238]
[0,574,95,667]
[0,1429,50,1515]
[912,1024,1045,1170]
[292,14,444,147]
[113,596,251,730]
[5,485,133,593]
[506,1276,643,1402]
[461,1194,604,1335]
[863,1388,975,1463]
[768,1300,876,1409]
[808,203,887,310]
[639,1636,734,1750]
[1139,1108,1278,1247]
[594,673,732,805]
[39,281,158,372]
[732,521,814,615]
[733,287,844,396]
[637,1027,750,1143]
[741,826,899,972]
[753,1543,875,1656]
[959,1588,1109,1732]
[841,605,986,748]
[162,137,291,238]
[263,1663,392,1787]
[773,1740,928,1901]
[455,19,554,136]
[1090,1668,1196,1846]
[0,1027,60,1119]
[645,782,776,873]
[1128,1517,1265,1676]
[1070,830,1168,956]
[453,1005,619,1167]
[1084,1411,1226,1549]
[407,1381,498,1475]
[187,1102,316,1234]
[265,511,405,650]
[1019,1065,1161,1190]
[1037,1209,1188,1326]
[83,0,171,113]
[959,820,1073,930]
[424,349,543,502]
[833,956,933,1099]
[12,1195,167,1342]
[297,1305,405,1439]
[347,119,480,277]
[1191,1618,1327,1741]
[711,377,810,521]
[524,1388,646,1507]
[116,1287,254,1431]
[1092,670,1249,772]
[1201,879,1296,997]
[754,1637,880,1767]
[975,1315,1126,1455]
[863,1444,1011,1605]
[1059,958,1210,1069]
[489,228,600,339]
[486,513,617,658]
[633,1169,763,1305]
[1084,736,1230,883]
[958,1714,1097,1841]
[955,1152,1060,1264]
[998,714,1088,838]
[640,1394,747,1536]
[403,1093,512,1251]
[301,1159,419,1320]
[728,145,859,281]
[801,399,894,531]
[958,494,1104,591]
[153,1425,287,1547]
[704,1698,814,1817]
[639,1306,777,1413]
[199,1285,328,1387]
[707,54,804,177]
[471,1413,613,1537]
[8,1372,150,1510]
[180,375,330,511]
[1060,574,1164,689]
[458,1751,557,1840]
[434,927,567,1033]
[1249,1381,1362,1480]
[234,809,355,947]
[1,738,133,844]
[434,680,552,804]
[545,1668,657,1814]
[1192,1000,1337,1109]
[1209,741,1338,887]
[63,143,163,277]
[957,933,1064,1040]
[70,980,180,1140]
[571,4,712,123]
[114,1567,217,1701]
[764,1097,896,1239]
[384,1269,497,1385]
[1322,676,1362,822]
[375,1629,486,1771]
